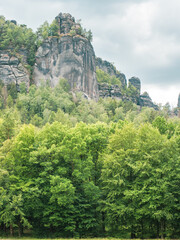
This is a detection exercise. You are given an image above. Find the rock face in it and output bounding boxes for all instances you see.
[98,83,122,99]
[0,12,158,109]
[139,92,158,110]
[55,13,80,35]
[33,13,98,99]
[98,80,158,110]
[98,83,138,103]
[0,50,30,89]
[129,77,141,94]
[96,57,127,87]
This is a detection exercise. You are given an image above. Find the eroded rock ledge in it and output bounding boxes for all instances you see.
[0,50,30,89]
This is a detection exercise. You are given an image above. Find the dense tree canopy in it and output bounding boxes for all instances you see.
[0,79,179,238]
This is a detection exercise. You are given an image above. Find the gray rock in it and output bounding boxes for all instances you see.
[34,14,98,99]
[0,50,30,88]
[98,83,122,99]
[0,12,158,110]
[139,92,158,110]
[128,77,141,94]
[178,94,180,108]
[55,13,76,34]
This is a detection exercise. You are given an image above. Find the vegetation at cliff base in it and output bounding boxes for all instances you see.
[0,79,180,239]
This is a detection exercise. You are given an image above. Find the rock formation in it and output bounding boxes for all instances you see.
[33,13,98,99]
[55,13,80,35]
[129,77,141,94]
[0,12,158,109]
[139,92,158,110]
[98,82,138,104]
[96,57,127,87]
[95,58,157,109]
[0,50,30,89]
[98,83,122,99]
[98,76,158,109]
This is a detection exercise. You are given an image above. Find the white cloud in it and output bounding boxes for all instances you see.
[142,84,180,107]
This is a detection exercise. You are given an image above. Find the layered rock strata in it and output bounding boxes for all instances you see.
[98,81,158,109]
[139,92,158,110]
[0,50,30,89]
[33,13,98,99]
[98,83,122,99]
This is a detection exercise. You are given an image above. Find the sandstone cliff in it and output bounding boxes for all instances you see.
[98,74,158,109]
[33,13,98,99]
[98,83,123,99]
[129,77,141,94]
[0,50,30,89]
[139,92,158,110]
[0,12,159,109]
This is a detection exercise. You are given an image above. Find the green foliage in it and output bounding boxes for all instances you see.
[0,16,180,237]
[0,102,179,238]
[100,123,180,238]
[58,78,71,92]
[36,19,59,44]
[152,116,168,134]
[0,16,37,66]
[96,68,122,86]
[69,22,93,42]
[84,29,93,42]
[0,109,15,142]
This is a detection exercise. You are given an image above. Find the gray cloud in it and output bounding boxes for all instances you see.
[0,0,179,105]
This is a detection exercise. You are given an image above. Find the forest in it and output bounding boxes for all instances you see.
[0,14,180,239]
[0,78,180,239]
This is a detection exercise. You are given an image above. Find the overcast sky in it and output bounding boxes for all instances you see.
[1,0,180,106]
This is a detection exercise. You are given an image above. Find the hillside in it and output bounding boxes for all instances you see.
[0,12,180,239]
[0,13,161,109]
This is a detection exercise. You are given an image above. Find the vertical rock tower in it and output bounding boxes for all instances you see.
[129,77,141,94]
[33,13,98,99]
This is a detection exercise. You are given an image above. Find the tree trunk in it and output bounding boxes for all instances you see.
[102,212,106,235]
[156,221,160,238]
[160,220,164,239]
[131,232,136,239]
[141,221,144,239]
[131,225,136,239]
[10,224,14,237]
[18,221,23,237]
